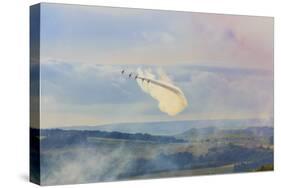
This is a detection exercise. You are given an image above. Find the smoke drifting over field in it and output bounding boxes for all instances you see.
[136,68,188,116]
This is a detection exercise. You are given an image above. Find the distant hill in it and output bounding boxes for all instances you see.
[176,126,273,143]
[176,127,218,140]
[60,118,273,136]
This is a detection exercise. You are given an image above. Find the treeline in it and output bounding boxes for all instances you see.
[38,128,186,148]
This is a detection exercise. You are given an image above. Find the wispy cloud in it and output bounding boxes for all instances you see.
[40,4,273,70]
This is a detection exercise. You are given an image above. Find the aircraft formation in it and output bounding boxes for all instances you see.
[121,69,150,83]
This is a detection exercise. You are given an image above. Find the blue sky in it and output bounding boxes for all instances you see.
[38,3,273,128]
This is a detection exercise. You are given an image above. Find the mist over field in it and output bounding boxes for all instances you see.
[30,118,273,185]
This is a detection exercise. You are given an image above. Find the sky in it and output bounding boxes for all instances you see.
[37,3,274,128]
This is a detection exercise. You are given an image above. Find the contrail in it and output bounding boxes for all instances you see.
[135,68,188,116]
[136,76,183,96]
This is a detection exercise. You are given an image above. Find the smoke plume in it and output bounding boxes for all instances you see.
[136,68,188,116]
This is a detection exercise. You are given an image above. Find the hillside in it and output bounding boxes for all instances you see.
[60,118,273,136]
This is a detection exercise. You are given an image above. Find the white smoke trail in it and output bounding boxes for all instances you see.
[136,68,188,116]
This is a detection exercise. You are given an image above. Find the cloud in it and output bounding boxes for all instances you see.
[40,62,143,105]
[40,61,163,128]
[40,4,273,71]
[176,67,273,119]
[40,60,273,128]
